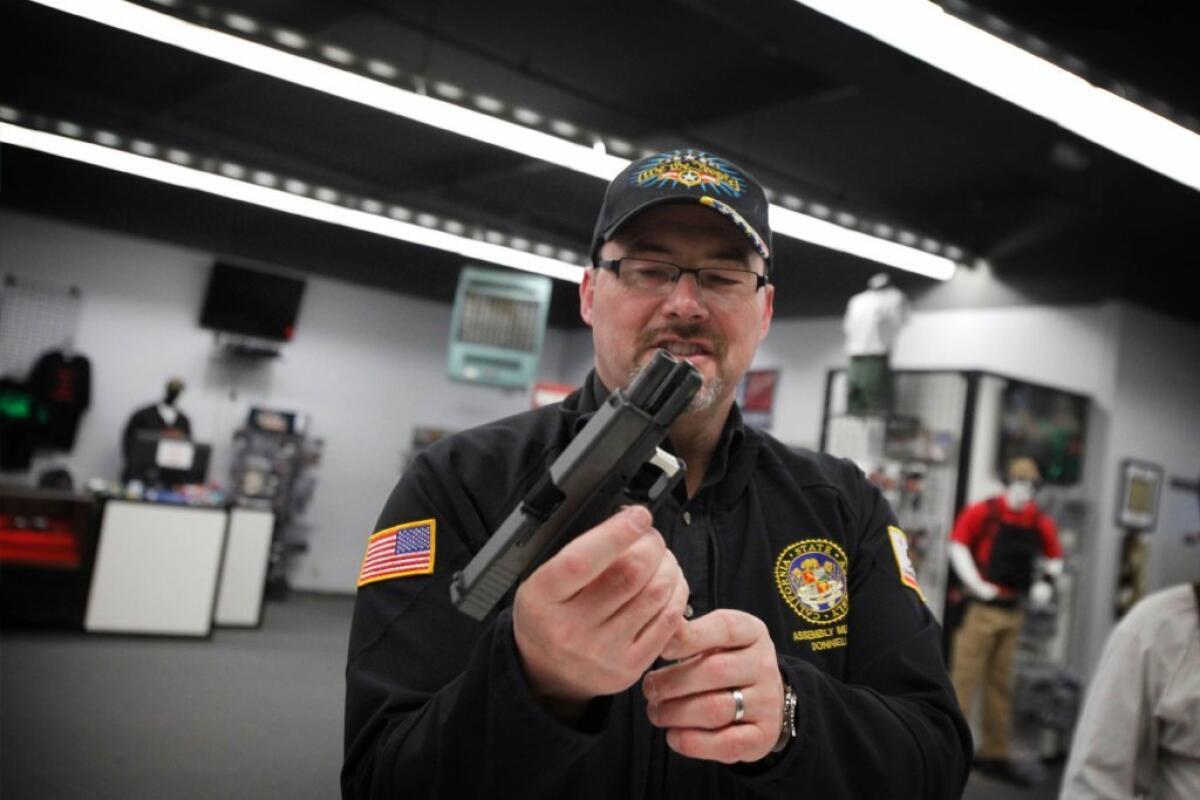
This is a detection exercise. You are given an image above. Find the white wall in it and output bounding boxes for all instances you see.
[894,304,1120,397]
[1,211,577,592]
[1080,305,1200,665]
[752,316,846,450]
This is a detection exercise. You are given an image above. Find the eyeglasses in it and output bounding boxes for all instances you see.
[595,257,768,299]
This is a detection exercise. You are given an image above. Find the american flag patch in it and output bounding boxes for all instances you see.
[887,525,926,602]
[357,519,436,587]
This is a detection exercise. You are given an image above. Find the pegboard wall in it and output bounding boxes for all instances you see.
[0,274,82,377]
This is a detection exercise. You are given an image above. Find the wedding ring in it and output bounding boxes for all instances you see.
[731,688,745,723]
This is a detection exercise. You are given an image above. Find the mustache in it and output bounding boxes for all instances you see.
[636,323,726,359]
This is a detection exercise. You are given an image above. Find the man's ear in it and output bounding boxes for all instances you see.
[579,267,595,326]
[758,282,775,342]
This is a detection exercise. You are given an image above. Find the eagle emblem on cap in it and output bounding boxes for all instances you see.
[633,149,744,197]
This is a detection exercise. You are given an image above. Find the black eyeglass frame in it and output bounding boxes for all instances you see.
[594,257,769,292]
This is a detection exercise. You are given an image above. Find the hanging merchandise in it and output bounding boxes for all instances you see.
[0,378,46,471]
[229,408,323,597]
[1014,666,1082,735]
[28,349,91,451]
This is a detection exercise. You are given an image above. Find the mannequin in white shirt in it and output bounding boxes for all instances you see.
[842,273,910,414]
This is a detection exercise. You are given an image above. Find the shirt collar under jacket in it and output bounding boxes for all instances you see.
[562,369,757,509]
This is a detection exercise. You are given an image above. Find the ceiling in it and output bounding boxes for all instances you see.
[3,0,1197,328]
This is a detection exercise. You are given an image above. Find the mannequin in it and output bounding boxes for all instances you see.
[121,377,192,483]
[948,457,1063,785]
[842,272,909,415]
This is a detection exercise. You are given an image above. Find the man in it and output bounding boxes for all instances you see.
[948,456,1063,785]
[1060,583,1200,800]
[343,149,970,798]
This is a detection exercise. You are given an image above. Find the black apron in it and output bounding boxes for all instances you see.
[985,521,1042,592]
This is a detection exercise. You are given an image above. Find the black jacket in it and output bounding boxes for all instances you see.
[343,372,971,798]
[28,350,91,450]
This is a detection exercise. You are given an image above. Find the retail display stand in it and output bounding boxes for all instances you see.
[84,500,226,637]
[213,507,274,627]
[0,486,97,628]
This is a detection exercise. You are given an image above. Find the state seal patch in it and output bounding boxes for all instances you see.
[774,539,850,625]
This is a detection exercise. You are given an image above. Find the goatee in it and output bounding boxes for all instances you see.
[626,363,724,413]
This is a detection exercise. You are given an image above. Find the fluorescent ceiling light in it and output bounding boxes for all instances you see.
[29,0,628,181]
[795,0,1200,193]
[27,0,959,280]
[0,122,582,283]
[771,207,954,280]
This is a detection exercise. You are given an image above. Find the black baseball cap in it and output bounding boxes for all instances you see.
[590,148,772,270]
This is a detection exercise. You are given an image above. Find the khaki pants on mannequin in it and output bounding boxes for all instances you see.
[950,602,1025,759]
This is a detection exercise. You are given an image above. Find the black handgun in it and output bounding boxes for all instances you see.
[450,350,702,621]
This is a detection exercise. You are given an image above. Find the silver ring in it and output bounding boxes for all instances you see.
[731,688,745,723]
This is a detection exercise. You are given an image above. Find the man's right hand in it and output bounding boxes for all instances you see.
[512,505,689,721]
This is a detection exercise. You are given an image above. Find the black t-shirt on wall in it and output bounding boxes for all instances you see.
[28,350,91,451]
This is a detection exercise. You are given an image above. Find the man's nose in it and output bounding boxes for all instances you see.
[661,272,708,319]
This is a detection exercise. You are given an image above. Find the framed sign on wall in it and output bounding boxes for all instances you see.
[1116,459,1164,532]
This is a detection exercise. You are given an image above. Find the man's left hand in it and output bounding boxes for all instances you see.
[642,609,784,764]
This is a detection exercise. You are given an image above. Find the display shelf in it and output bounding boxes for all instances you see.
[0,486,98,628]
[822,370,969,620]
[84,500,226,637]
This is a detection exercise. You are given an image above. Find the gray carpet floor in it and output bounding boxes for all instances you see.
[1,593,353,800]
[1,592,1062,799]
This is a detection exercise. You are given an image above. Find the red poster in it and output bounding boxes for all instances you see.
[739,370,778,428]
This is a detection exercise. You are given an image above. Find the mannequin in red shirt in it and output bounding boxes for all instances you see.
[948,457,1063,785]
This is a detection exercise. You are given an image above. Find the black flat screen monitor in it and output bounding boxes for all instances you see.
[199,262,306,342]
[127,431,211,487]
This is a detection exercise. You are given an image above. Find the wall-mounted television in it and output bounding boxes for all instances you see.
[199,263,306,342]
[997,380,1089,485]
